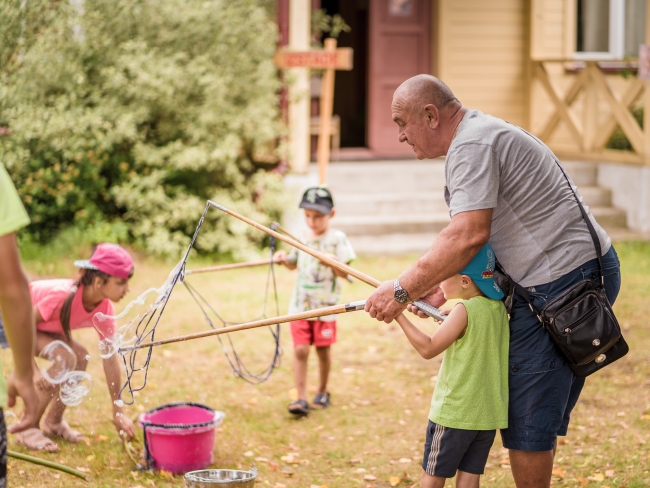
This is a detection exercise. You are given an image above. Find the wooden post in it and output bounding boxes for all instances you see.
[644,0,650,163]
[317,38,337,185]
[583,62,598,152]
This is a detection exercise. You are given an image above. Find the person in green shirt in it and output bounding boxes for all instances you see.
[397,244,509,488]
[0,163,40,483]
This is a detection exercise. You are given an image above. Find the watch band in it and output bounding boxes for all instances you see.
[393,278,410,304]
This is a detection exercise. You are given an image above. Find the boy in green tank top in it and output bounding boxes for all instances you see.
[397,244,509,488]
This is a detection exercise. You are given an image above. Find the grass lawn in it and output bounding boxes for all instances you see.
[3,241,650,487]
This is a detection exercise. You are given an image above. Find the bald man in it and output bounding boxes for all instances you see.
[364,75,621,488]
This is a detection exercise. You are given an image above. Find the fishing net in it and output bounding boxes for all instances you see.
[95,202,282,405]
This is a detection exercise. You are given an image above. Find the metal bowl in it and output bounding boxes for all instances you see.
[184,467,258,487]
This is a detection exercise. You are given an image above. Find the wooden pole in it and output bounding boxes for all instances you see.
[272,222,303,243]
[210,202,446,321]
[8,450,89,481]
[120,301,367,352]
[639,0,650,165]
[210,201,379,287]
[185,259,280,275]
[317,38,337,185]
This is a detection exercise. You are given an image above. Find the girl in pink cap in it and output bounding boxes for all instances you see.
[12,243,136,452]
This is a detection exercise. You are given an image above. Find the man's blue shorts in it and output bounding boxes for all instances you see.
[500,246,621,452]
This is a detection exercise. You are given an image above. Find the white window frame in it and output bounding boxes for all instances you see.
[574,0,625,60]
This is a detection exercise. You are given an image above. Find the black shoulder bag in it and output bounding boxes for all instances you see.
[503,159,628,378]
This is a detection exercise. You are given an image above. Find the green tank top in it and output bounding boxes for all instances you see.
[429,296,509,430]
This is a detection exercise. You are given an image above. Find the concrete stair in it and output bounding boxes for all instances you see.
[563,161,627,229]
[325,159,627,255]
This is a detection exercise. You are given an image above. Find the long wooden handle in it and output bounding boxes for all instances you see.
[186,258,279,275]
[210,202,380,287]
[119,301,367,352]
[271,222,302,243]
[210,202,446,321]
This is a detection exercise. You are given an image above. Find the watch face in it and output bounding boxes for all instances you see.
[395,288,409,303]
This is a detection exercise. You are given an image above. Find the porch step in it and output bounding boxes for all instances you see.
[335,213,450,236]
[315,159,628,254]
[589,206,627,228]
[335,192,449,216]
[580,186,612,207]
[563,161,598,186]
[327,160,446,194]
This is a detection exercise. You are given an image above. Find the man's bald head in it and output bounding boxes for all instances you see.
[393,74,459,114]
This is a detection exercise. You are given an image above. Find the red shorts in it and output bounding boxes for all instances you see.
[290,320,337,347]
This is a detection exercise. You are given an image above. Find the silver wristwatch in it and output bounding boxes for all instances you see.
[393,278,410,304]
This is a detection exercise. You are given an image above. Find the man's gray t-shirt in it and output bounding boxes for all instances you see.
[445,109,611,287]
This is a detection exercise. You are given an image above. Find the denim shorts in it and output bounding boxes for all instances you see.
[500,246,621,452]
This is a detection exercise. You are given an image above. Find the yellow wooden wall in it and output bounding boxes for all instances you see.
[436,0,530,127]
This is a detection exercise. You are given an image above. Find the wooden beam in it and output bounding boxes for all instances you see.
[594,78,644,149]
[538,66,588,141]
[534,62,584,147]
[590,66,644,153]
[317,38,337,185]
[583,62,599,151]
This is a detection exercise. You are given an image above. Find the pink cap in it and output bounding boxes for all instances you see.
[74,243,133,279]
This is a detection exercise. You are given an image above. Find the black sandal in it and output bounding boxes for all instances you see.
[312,392,330,409]
[288,399,310,416]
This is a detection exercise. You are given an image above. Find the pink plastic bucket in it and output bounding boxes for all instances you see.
[139,402,225,474]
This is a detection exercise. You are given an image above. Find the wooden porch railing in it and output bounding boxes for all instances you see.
[530,60,649,166]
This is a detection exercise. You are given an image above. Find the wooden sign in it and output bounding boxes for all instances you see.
[274,48,353,70]
[274,39,353,185]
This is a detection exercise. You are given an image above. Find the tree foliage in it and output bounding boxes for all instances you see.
[0,0,286,257]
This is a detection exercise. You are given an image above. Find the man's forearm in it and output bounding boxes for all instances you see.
[399,210,492,299]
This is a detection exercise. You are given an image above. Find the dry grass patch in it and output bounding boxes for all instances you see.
[3,242,649,487]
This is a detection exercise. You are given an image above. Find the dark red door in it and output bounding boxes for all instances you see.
[368,0,431,156]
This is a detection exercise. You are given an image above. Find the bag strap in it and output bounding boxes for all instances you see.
[550,157,604,286]
[504,127,606,314]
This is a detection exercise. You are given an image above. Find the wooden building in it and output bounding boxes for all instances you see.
[282,0,650,170]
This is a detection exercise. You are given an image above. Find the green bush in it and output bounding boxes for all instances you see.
[606,106,643,151]
[0,0,286,258]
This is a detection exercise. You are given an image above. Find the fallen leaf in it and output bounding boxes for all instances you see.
[255,457,268,462]
[355,468,367,473]
[268,462,279,472]
[314,425,324,431]
[288,388,298,401]
[162,350,172,358]
[363,474,377,481]
[389,476,401,486]
[577,477,588,486]
[588,473,605,481]
[244,451,254,457]
[398,420,406,426]
[96,434,109,442]
[558,438,569,445]
[605,469,615,478]
[349,458,362,464]
[616,411,626,417]
[159,469,174,479]
[551,467,564,478]
[274,484,287,488]
[248,398,258,405]
[53,474,60,479]
[76,467,91,473]
[640,414,650,420]
[398,458,412,464]
[281,469,294,476]
[86,454,96,462]
[342,367,355,374]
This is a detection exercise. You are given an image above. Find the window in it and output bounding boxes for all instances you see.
[575,0,645,59]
